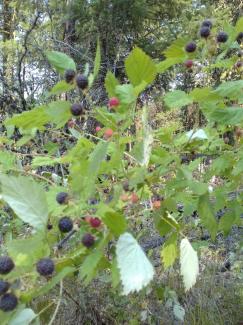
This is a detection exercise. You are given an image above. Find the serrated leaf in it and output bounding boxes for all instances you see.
[46,51,76,74]
[116,232,155,295]
[164,90,193,109]
[198,194,217,240]
[79,250,103,285]
[173,303,185,321]
[125,47,157,86]
[115,84,136,104]
[105,71,119,97]
[46,100,72,128]
[102,211,127,236]
[180,238,199,291]
[31,156,60,168]
[213,80,243,99]
[0,175,48,230]
[164,38,188,59]
[93,39,101,80]
[161,233,178,269]
[49,80,75,95]
[156,57,183,73]
[208,107,243,126]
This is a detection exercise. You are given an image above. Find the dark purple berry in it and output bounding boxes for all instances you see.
[71,103,83,116]
[0,293,18,312]
[0,280,10,295]
[47,224,53,230]
[122,180,130,192]
[58,217,73,233]
[201,19,212,29]
[200,26,211,38]
[56,192,69,204]
[64,69,76,83]
[236,32,243,44]
[185,42,197,53]
[217,31,228,43]
[82,233,95,248]
[0,256,14,275]
[76,75,88,89]
[36,258,55,276]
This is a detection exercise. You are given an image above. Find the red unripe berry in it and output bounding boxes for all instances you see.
[104,128,113,139]
[89,217,101,228]
[120,194,129,202]
[130,192,139,204]
[152,200,161,209]
[67,119,75,128]
[184,60,193,68]
[95,126,101,132]
[108,97,120,108]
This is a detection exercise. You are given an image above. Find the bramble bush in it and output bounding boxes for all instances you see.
[0,17,242,324]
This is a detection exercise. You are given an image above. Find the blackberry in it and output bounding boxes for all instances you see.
[36,258,55,276]
[76,75,88,89]
[200,26,210,38]
[236,32,243,44]
[58,217,73,233]
[201,19,212,29]
[185,42,197,53]
[122,180,130,192]
[64,69,76,83]
[82,233,95,248]
[71,103,83,116]
[0,293,18,312]
[0,280,10,295]
[56,192,69,204]
[0,256,14,275]
[217,31,228,43]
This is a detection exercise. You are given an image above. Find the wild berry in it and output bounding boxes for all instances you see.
[120,194,129,202]
[89,217,101,228]
[235,61,242,68]
[36,258,55,276]
[108,97,120,108]
[104,128,113,139]
[82,233,95,248]
[47,224,53,230]
[71,103,83,116]
[201,19,212,29]
[184,60,193,68]
[58,217,73,233]
[0,256,14,275]
[64,69,76,84]
[152,200,161,209]
[217,31,228,43]
[122,180,130,192]
[130,192,139,204]
[76,75,88,89]
[185,42,197,53]
[0,280,10,296]
[56,192,69,204]
[200,26,211,38]
[0,293,18,312]
[236,32,243,44]
[95,126,101,132]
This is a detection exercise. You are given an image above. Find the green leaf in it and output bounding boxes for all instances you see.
[49,80,75,95]
[156,57,183,73]
[79,250,103,285]
[213,80,243,99]
[198,194,218,240]
[5,106,49,130]
[180,238,199,291]
[115,84,137,104]
[93,39,101,79]
[105,71,119,97]
[102,211,127,236]
[46,100,72,128]
[0,151,16,171]
[9,308,37,325]
[208,107,243,126]
[46,51,76,74]
[0,175,49,230]
[161,233,178,269]
[32,156,60,168]
[164,38,188,59]
[125,47,157,87]
[116,232,155,295]
[164,90,193,109]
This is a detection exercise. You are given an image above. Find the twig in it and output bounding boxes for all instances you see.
[48,279,63,325]
[57,229,77,249]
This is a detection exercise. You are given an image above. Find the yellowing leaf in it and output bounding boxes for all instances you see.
[161,233,178,269]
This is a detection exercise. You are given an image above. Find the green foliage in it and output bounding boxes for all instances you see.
[46,51,76,74]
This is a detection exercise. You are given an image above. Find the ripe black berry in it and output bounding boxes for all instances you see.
[0,280,10,295]
[217,31,228,43]
[64,69,76,83]
[0,256,14,275]
[201,19,212,29]
[56,192,69,204]
[36,258,55,276]
[185,42,197,53]
[0,293,18,312]
[236,32,243,44]
[76,75,88,90]
[200,26,211,38]
[82,233,95,248]
[58,217,73,233]
[71,103,83,116]
[122,180,130,192]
